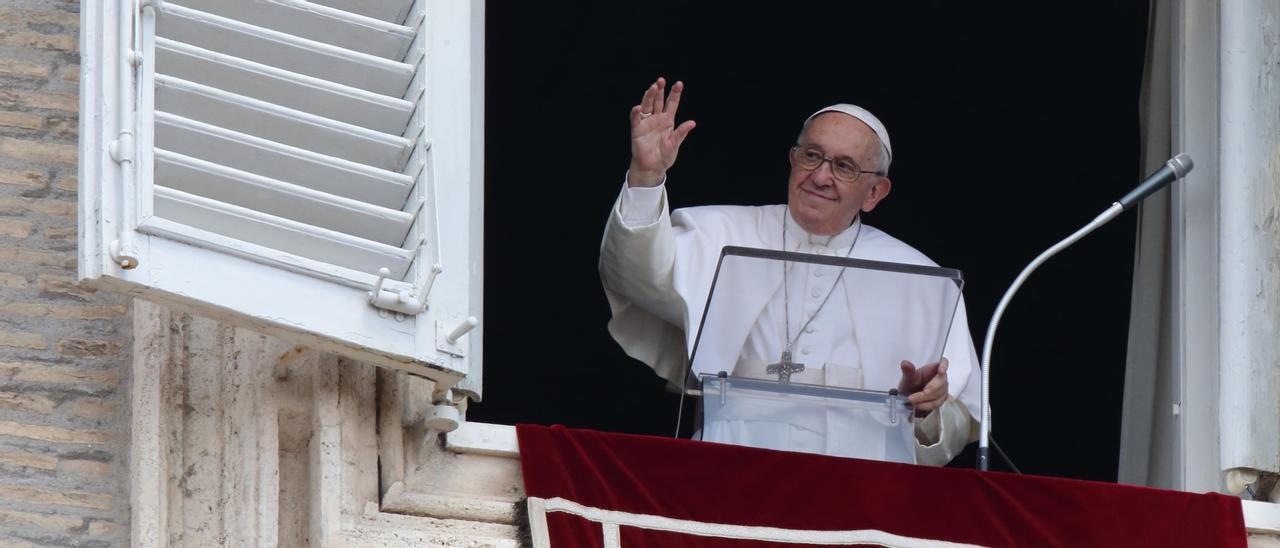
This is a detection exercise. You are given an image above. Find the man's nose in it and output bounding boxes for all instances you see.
[809,159,836,186]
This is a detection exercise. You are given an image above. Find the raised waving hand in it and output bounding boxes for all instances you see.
[628,77,697,188]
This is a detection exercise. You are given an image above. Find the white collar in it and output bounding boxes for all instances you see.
[783,208,862,250]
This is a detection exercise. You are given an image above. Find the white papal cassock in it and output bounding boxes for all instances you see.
[600,180,981,466]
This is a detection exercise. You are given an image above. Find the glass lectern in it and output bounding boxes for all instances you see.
[687,246,964,464]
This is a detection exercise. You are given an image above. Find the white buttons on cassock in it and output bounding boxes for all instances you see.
[805,326,815,334]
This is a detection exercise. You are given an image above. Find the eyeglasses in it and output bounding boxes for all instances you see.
[791,145,881,183]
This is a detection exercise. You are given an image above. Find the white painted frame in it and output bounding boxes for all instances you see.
[80,0,485,390]
[1170,0,1222,495]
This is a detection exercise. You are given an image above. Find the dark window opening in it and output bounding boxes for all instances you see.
[473,3,1150,483]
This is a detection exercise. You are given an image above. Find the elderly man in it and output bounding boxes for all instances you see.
[600,78,981,466]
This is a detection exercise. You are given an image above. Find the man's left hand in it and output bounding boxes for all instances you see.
[898,358,949,417]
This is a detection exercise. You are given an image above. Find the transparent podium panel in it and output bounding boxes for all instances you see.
[687,246,963,461]
[699,374,918,463]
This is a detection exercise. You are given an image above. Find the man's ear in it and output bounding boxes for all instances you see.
[861,176,892,212]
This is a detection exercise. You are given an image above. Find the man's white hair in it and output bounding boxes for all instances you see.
[798,104,893,175]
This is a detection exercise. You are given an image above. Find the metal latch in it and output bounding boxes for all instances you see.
[368,264,442,317]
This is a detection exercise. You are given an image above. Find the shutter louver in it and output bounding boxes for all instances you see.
[150,1,418,267]
[80,0,483,395]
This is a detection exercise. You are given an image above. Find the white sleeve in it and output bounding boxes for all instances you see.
[619,173,667,227]
[600,177,682,328]
[912,397,978,466]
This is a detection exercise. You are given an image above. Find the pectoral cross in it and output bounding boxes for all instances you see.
[766,350,805,383]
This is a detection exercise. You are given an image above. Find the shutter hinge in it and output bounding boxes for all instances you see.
[109,129,135,164]
[109,128,139,268]
[108,239,139,270]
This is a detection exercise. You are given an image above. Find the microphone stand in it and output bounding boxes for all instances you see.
[977,154,1193,471]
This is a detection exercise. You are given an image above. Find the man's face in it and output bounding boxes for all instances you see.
[787,113,892,235]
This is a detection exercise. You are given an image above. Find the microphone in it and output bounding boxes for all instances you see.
[1117,153,1194,211]
[977,154,1195,471]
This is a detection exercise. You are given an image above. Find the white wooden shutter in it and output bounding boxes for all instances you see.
[79,0,484,396]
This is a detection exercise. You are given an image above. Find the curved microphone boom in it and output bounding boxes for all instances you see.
[977,153,1194,471]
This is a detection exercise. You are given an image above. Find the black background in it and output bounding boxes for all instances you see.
[472,2,1150,482]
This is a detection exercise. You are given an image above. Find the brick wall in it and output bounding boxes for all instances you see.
[0,1,131,546]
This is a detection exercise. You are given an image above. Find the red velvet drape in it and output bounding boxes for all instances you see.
[517,424,1246,547]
